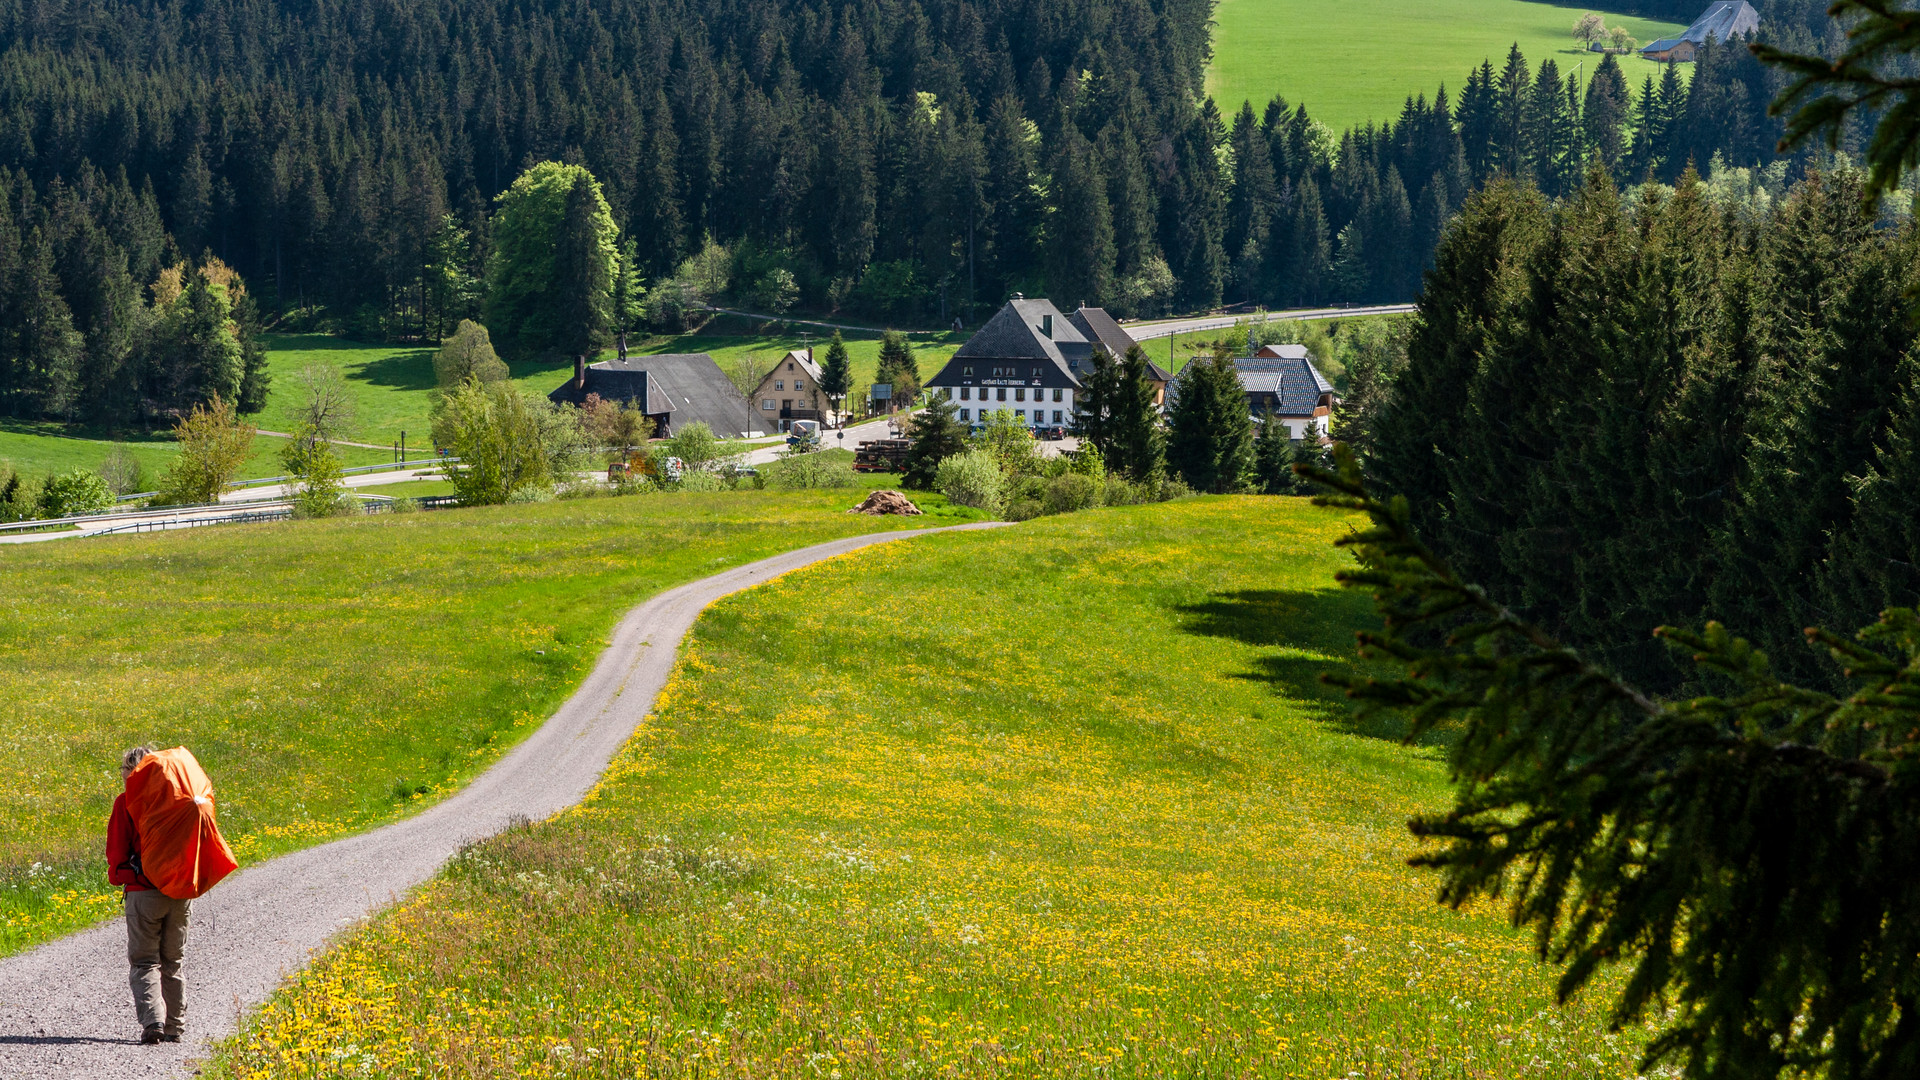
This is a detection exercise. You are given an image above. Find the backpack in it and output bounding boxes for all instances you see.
[124,747,239,900]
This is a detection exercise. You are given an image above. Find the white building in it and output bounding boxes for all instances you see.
[926,296,1138,431]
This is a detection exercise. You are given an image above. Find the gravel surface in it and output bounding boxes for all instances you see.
[0,521,1007,1078]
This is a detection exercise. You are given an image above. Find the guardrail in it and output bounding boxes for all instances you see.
[228,457,452,490]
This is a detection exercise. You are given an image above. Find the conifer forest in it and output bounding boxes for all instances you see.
[0,0,1879,424]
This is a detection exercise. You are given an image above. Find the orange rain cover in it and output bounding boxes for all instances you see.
[123,747,239,900]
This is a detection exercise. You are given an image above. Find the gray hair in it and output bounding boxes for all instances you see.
[120,746,154,775]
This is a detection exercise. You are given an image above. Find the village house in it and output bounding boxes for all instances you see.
[926,297,1087,431]
[748,349,827,432]
[549,353,758,438]
[1640,0,1758,62]
[926,297,1165,430]
[1238,343,1336,441]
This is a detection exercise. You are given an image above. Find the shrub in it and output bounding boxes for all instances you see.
[934,449,1006,514]
[281,426,349,518]
[678,470,729,493]
[767,454,854,490]
[156,395,256,505]
[37,470,115,518]
[1041,472,1101,515]
[1102,477,1150,506]
[665,422,725,470]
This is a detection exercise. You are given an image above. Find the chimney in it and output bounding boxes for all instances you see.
[574,354,586,391]
[1041,314,1052,338]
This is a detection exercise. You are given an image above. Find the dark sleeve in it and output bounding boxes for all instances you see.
[105,795,142,887]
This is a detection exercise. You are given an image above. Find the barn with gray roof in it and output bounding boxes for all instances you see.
[1641,0,1758,62]
[549,353,756,438]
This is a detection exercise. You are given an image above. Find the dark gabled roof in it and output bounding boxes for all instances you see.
[1680,0,1757,44]
[931,298,1085,389]
[1640,37,1687,53]
[551,353,756,437]
[1065,306,1139,360]
[1233,354,1335,415]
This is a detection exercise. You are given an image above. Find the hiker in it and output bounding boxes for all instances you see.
[106,745,190,1045]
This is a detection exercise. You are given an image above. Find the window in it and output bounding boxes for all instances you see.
[1053,388,1063,402]
[782,399,792,410]
[775,380,784,391]
[1053,410,1063,423]
[961,387,970,400]
[943,388,953,400]
[1014,388,1025,402]
[963,366,973,376]
[1031,367,1041,377]
[996,388,1007,401]
[761,399,775,411]
[1015,409,1025,420]
[796,380,805,390]
[959,408,970,421]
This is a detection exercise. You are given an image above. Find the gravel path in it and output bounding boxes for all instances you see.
[0,521,1007,1078]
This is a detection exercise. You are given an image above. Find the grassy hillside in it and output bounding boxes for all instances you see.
[206,498,1655,1079]
[1207,0,1686,133]
[0,486,985,957]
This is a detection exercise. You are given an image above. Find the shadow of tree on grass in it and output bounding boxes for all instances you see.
[351,349,437,392]
[1176,588,1442,748]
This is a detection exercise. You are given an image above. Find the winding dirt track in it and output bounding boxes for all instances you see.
[0,521,1006,1078]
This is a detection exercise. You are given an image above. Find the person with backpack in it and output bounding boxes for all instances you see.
[106,744,237,1045]
[107,745,188,1044]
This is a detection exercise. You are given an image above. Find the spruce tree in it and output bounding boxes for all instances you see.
[819,332,852,421]
[1043,122,1115,308]
[1311,446,1920,1080]
[901,392,969,489]
[555,172,614,358]
[874,330,919,403]
[1252,416,1293,494]
[10,227,84,417]
[1108,344,1166,482]
[1166,343,1252,493]
[1070,345,1118,454]
[1583,53,1629,174]
[1367,180,1546,543]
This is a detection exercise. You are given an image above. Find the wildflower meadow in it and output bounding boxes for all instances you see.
[207,497,1664,1079]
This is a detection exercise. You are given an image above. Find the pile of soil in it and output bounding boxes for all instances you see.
[847,490,922,516]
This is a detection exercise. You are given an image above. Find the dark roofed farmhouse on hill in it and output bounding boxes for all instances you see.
[926,296,1164,427]
[549,353,757,438]
[1640,0,1758,62]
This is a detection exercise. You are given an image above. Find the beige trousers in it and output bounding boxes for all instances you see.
[124,889,191,1033]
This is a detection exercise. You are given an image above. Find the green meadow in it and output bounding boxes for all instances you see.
[206,497,1654,1079]
[1206,0,1686,132]
[0,485,985,957]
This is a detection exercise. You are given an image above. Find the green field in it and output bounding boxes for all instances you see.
[1206,0,1686,133]
[206,498,1653,1079]
[0,484,985,957]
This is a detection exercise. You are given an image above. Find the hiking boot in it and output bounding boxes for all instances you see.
[140,1024,163,1045]
[161,1029,183,1043]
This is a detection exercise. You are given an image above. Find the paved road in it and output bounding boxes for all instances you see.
[1124,303,1417,341]
[220,466,444,503]
[0,522,1009,1078]
[747,416,903,465]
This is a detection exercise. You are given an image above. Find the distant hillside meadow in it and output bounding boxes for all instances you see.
[1206,0,1685,132]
